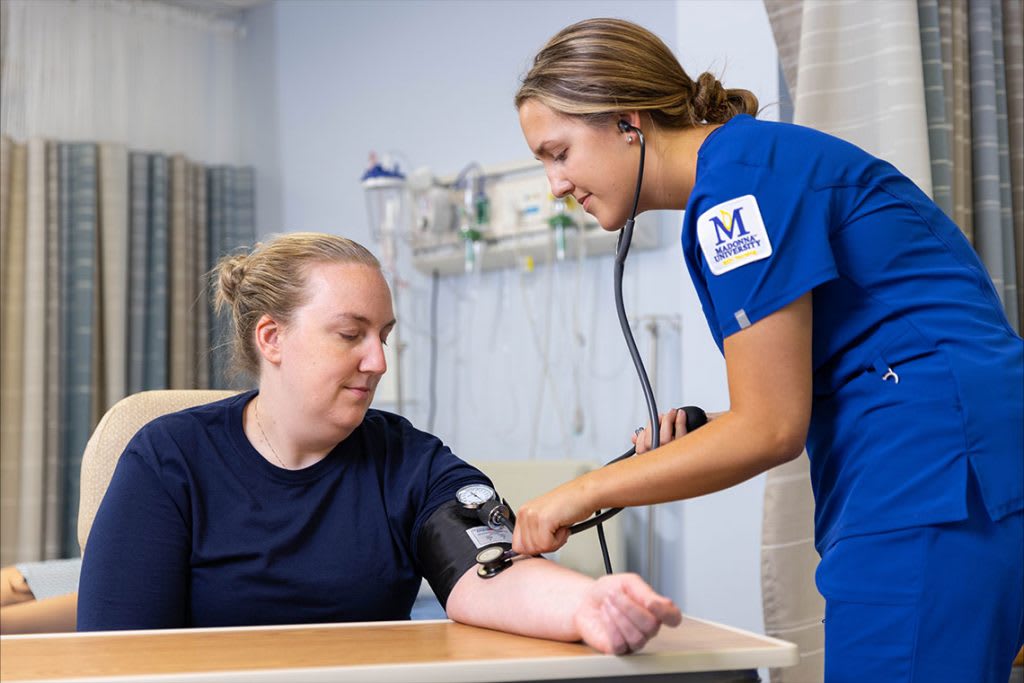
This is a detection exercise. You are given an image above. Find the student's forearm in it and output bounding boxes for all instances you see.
[576,296,812,512]
[513,297,812,557]
[576,409,802,511]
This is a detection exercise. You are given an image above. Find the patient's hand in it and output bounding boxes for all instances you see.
[573,573,682,654]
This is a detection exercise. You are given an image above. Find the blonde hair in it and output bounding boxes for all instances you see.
[212,232,381,379]
[515,18,758,129]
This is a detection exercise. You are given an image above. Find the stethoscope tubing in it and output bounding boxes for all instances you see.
[567,121,656,536]
[484,122,706,569]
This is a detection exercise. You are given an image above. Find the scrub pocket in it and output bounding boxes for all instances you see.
[807,323,970,551]
[816,527,926,683]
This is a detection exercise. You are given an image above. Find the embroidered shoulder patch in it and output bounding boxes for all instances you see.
[696,194,773,275]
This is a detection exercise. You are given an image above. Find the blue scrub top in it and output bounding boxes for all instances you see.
[681,115,1023,553]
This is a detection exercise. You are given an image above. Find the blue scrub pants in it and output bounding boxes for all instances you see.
[816,473,1024,682]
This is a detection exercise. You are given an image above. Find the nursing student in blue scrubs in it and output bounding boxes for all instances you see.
[512,18,1023,682]
[77,231,681,654]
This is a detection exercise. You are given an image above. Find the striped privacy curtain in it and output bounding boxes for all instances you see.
[762,1,1022,681]
[0,137,255,564]
[918,0,1022,329]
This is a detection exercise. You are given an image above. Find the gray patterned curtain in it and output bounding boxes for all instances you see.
[59,143,99,561]
[207,166,256,389]
[0,137,256,563]
[919,0,1022,331]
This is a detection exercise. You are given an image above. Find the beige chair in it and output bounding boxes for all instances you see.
[77,390,238,554]
[1,390,235,634]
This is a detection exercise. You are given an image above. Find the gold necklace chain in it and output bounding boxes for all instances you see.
[254,397,290,470]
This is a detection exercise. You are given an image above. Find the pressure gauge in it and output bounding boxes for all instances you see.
[457,483,514,532]
[456,483,497,511]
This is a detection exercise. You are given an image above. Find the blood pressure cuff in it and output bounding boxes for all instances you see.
[416,499,512,609]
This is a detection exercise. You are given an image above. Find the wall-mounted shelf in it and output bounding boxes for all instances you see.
[405,159,661,276]
[410,214,660,276]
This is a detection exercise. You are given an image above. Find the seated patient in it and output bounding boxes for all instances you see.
[77,232,681,654]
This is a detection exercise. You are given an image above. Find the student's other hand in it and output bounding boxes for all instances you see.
[631,407,690,454]
[574,573,682,654]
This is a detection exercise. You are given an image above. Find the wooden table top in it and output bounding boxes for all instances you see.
[0,616,798,682]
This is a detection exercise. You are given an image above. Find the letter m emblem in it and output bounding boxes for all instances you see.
[710,207,749,245]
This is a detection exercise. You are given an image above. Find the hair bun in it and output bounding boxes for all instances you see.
[215,252,250,309]
[693,72,727,122]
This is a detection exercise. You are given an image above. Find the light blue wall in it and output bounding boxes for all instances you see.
[240,0,779,637]
[237,1,283,240]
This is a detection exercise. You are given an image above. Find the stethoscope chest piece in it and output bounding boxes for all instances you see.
[475,545,514,578]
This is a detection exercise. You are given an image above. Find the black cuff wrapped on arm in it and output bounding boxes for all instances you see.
[415,499,511,609]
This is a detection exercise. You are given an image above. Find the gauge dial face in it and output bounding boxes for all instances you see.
[456,483,496,508]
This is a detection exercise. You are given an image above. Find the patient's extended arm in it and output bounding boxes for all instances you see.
[445,558,681,654]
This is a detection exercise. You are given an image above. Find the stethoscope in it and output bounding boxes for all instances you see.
[461,120,707,579]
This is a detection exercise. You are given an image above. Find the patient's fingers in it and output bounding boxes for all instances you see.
[610,590,659,636]
[577,574,682,655]
[621,576,682,627]
[603,598,648,653]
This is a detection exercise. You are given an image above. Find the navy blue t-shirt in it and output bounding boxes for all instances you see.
[77,391,490,630]
[681,115,1023,552]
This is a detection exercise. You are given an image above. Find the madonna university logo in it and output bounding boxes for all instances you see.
[696,194,772,276]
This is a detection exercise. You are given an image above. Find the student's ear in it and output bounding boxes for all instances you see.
[254,314,283,366]
[618,110,643,132]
